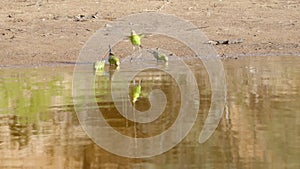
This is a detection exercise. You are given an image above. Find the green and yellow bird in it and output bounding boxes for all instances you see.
[108,45,120,67]
[132,80,142,104]
[156,50,168,63]
[130,30,144,51]
[147,48,168,63]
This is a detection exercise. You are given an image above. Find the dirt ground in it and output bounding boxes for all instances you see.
[0,0,299,67]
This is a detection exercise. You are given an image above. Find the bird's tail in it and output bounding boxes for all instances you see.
[109,45,112,54]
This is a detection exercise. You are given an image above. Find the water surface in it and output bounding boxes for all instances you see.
[0,56,299,169]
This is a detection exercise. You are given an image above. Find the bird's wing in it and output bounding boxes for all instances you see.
[139,33,153,38]
[122,36,131,41]
[138,34,144,38]
[147,50,160,60]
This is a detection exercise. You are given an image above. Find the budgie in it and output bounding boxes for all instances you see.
[130,30,144,51]
[108,45,120,67]
[147,48,168,63]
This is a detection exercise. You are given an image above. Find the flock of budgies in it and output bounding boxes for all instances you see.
[94,30,169,104]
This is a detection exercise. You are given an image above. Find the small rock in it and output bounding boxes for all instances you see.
[208,39,243,45]
[208,40,218,45]
[105,23,112,28]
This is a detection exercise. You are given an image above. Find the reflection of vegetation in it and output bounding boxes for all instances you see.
[0,68,73,123]
[0,57,299,168]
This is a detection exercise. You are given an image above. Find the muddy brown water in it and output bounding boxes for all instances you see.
[0,56,299,169]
